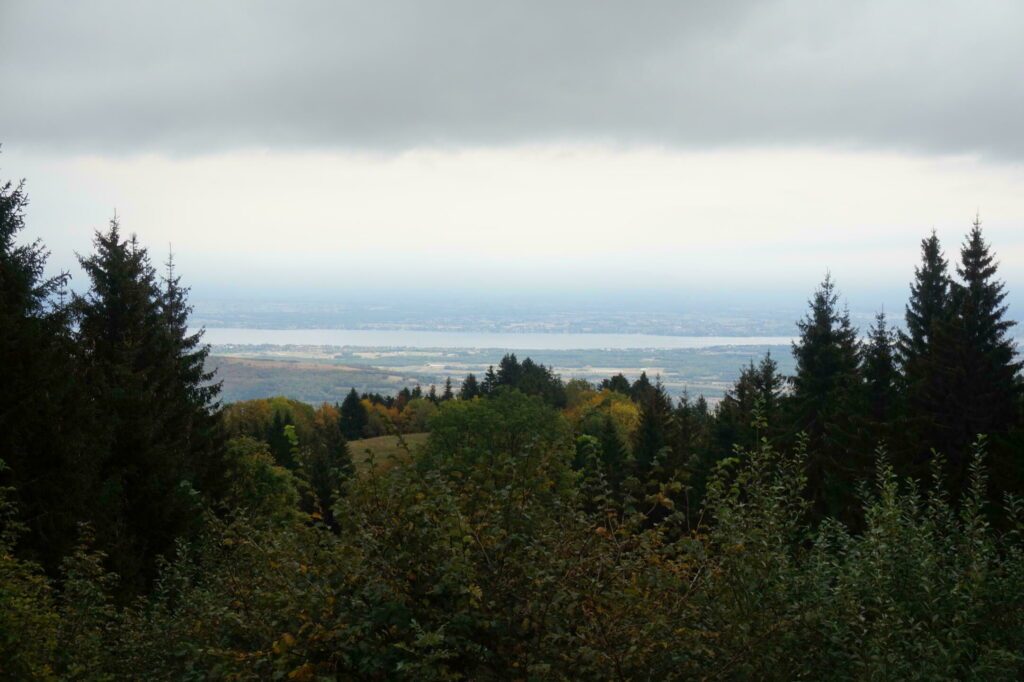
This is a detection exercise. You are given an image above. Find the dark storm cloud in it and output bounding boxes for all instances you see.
[2,0,1022,157]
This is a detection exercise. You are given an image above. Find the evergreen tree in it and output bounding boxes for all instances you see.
[899,232,952,367]
[442,377,454,401]
[676,392,716,523]
[395,386,412,411]
[671,391,702,460]
[630,371,654,402]
[516,357,568,407]
[339,388,368,440]
[788,274,864,519]
[938,220,1023,489]
[898,231,953,464]
[0,173,87,571]
[302,418,354,530]
[427,384,439,403]
[74,219,224,594]
[748,353,785,438]
[600,373,632,395]
[597,414,630,494]
[157,250,226,498]
[459,373,480,400]
[632,376,673,476]
[481,366,498,396]
[496,353,522,387]
[862,312,898,428]
[714,353,785,457]
[266,410,298,469]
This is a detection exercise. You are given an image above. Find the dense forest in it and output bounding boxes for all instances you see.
[4,172,1024,679]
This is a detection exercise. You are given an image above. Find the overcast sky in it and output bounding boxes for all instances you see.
[2,0,1023,313]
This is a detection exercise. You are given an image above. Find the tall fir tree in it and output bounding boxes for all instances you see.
[597,413,630,495]
[675,392,717,524]
[496,353,522,387]
[788,274,864,519]
[74,220,225,595]
[899,232,952,365]
[600,373,632,395]
[515,357,567,407]
[713,353,785,459]
[630,371,654,401]
[632,376,673,476]
[938,219,1023,490]
[459,373,480,400]
[303,413,354,531]
[158,250,226,499]
[481,366,498,396]
[442,377,454,401]
[897,231,953,465]
[0,173,88,571]
[266,410,298,469]
[395,386,412,411]
[862,312,899,432]
[339,388,368,440]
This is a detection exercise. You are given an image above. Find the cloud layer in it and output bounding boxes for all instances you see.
[3,0,1023,158]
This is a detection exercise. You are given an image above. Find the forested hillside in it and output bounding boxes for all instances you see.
[4,175,1024,679]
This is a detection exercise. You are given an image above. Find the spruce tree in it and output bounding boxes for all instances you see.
[157,250,226,498]
[632,376,673,476]
[675,392,716,523]
[862,312,898,428]
[0,174,87,571]
[955,218,1021,422]
[515,357,567,407]
[481,366,498,396]
[755,353,785,426]
[497,353,522,388]
[442,377,454,401]
[266,410,298,469]
[631,371,654,401]
[395,386,412,411]
[302,417,353,530]
[714,353,785,456]
[899,232,952,364]
[898,231,953,464]
[939,220,1022,489]
[600,373,632,395]
[339,388,368,440]
[459,373,480,400]
[788,274,864,519]
[597,414,630,494]
[74,220,223,594]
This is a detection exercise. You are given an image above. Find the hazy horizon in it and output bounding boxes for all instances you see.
[3,1,1023,318]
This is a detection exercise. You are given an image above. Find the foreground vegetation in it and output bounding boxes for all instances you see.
[4,398,1024,679]
[4,171,1024,678]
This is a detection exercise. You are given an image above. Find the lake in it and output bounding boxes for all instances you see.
[199,327,795,350]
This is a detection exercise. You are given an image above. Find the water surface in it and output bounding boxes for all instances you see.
[200,327,795,350]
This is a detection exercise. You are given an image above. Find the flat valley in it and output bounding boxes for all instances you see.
[209,340,795,403]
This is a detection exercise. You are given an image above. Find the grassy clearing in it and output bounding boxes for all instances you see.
[349,433,429,471]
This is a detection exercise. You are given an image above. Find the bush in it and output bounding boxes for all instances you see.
[8,429,1024,679]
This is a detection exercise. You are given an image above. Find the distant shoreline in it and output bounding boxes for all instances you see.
[198,327,796,351]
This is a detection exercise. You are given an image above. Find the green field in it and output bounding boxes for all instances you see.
[210,343,795,404]
[348,433,429,470]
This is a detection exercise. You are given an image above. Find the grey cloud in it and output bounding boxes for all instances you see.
[2,0,1023,158]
